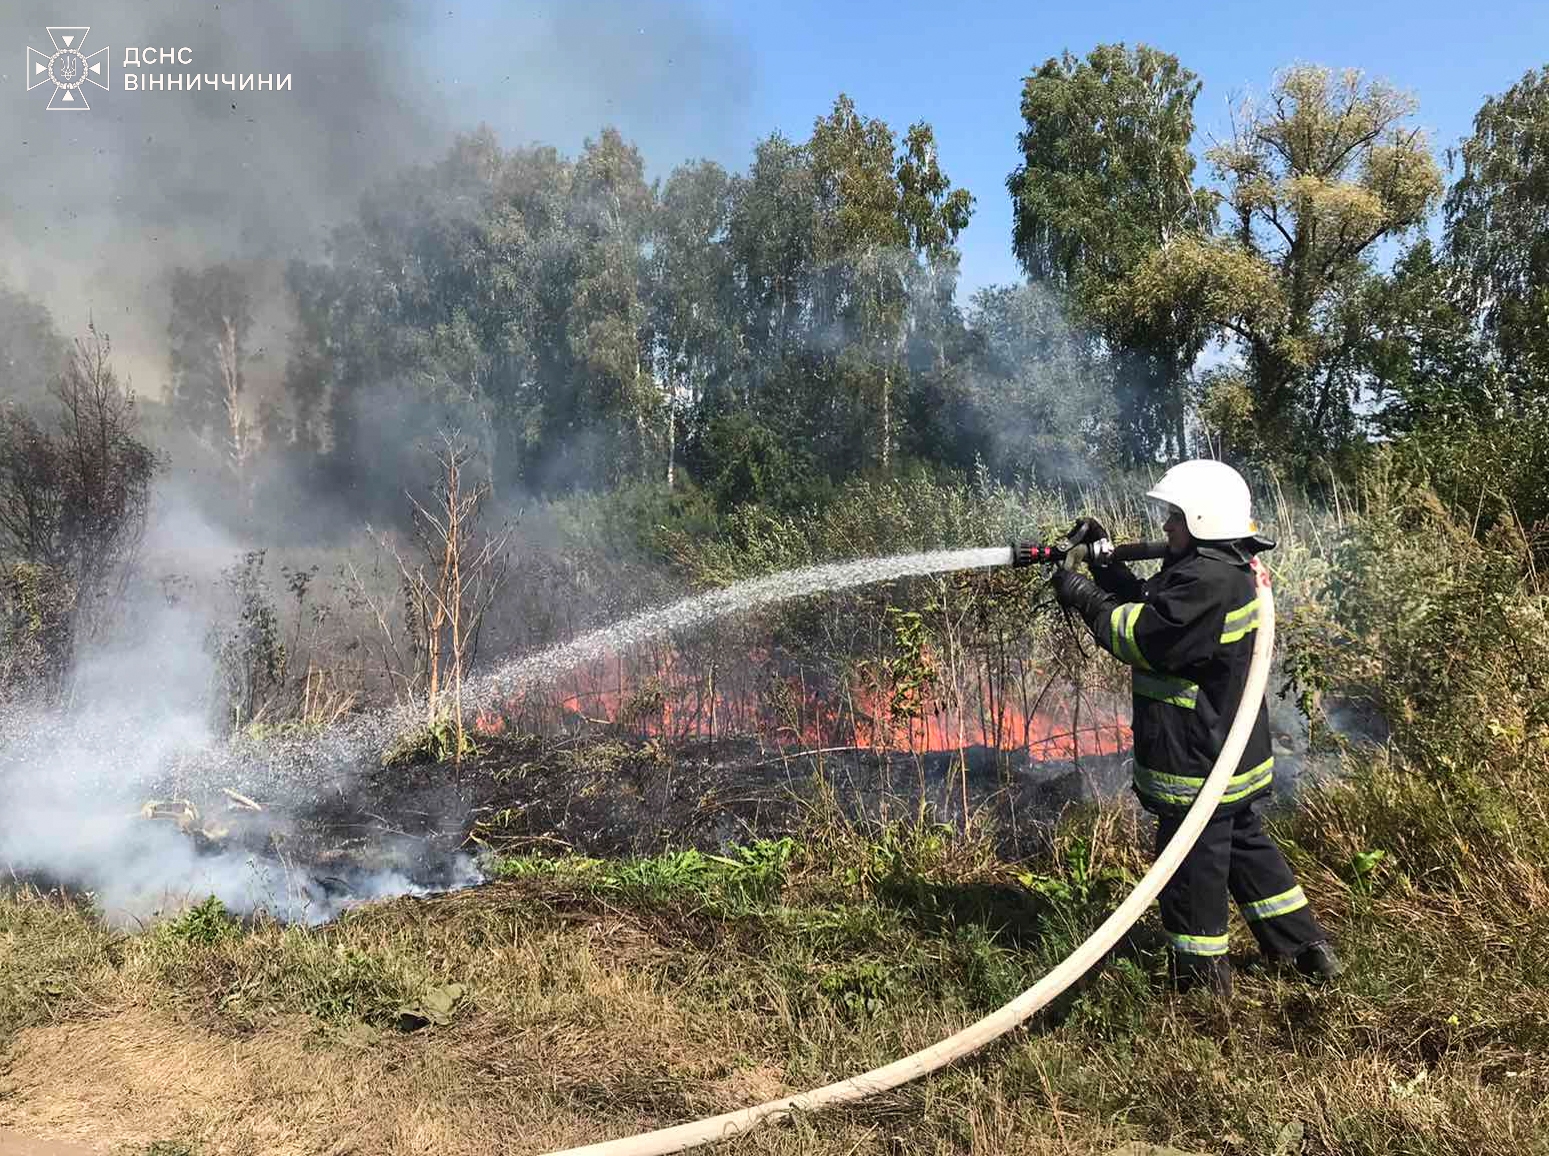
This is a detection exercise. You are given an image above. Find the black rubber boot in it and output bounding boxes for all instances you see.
[1268,940,1344,982]
[1293,940,1345,981]
[1169,953,1233,999]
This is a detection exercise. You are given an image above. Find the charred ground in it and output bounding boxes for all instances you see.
[143,727,1133,913]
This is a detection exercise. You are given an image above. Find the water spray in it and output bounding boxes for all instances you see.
[541,544,1277,1156]
[0,544,1039,924]
[0,530,1277,1150]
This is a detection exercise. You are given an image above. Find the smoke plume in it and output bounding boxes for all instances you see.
[0,0,754,922]
[0,0,752,392]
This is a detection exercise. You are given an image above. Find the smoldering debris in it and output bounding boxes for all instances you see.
[0,705,481,926]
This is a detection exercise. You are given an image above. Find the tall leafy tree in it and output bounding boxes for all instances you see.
[724,133,818,375]
[963,283,1116,482]
[805,97,974,476]
[1362,237,1549,531]
[896,122,975,375]
[808,95,912,474]
[1128,66,1443,457]
[1007,43,1216,464]
[288,130,508,484]
[1363,240,1496,436]
[562,128,658,487]
[0,328,157,699]
[168,264,261,486]
[1445,66,1549,399]
[651,161,735,490]
[284,130,575,498]
[275,107,970,507]
[890,123,976,474]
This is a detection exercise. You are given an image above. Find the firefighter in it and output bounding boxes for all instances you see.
[1050,459,1342,997]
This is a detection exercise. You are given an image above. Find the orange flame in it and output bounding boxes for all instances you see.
[474,649,1130,762]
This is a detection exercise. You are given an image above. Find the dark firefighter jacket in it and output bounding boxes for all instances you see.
[1075,544,1274,817]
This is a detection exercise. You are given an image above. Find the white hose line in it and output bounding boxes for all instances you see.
[543,570,1276,1156]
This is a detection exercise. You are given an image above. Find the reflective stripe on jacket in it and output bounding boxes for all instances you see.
[1079,545,1274,816]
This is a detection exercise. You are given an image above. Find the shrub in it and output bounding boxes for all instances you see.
[207,551,288,731]
[1284,454,1549,888]
[0,329,157,702]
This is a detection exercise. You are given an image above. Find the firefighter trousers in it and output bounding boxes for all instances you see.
[1153,797,1326,964]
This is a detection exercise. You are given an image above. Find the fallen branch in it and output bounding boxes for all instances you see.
[221,787,263,812]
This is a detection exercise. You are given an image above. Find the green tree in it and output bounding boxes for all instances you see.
[1364,240,1497,436]
[651,161,736,490]
[1129,65,1443,459]
[724,132,818,376]
[896,123,975,355]
[276,109,977,506]
[282,132,503,496]
[284,129,570,497]
[804,97,975,477]
[894,122,976,466]
[0,328,158,701]
[168,263,258,475]
[562,127,658,487]
[808,95,912,474]
[964,283,1116,481]
[1007,43,1216,464]
[1444,65,1549,398]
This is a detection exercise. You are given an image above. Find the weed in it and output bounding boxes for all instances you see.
[161,896,240,945]
[817,958,901,1018]
[0,889,118,1039]
[490,837,794,913]
[304,944,419,1026]
[382,712,478,767]
[208,550,287,733]
[5,468,1549,1152]
[1064,956,1152,1040]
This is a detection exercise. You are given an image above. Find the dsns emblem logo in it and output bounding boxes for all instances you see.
[27,27,108,110]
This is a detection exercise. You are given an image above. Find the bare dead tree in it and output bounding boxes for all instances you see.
[375,431,511,761]
[217,312,260,494]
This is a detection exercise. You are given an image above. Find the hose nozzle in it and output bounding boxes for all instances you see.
[1010,540,1062,568]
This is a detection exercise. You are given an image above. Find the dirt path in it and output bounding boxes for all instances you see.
[0,1131,97,1155]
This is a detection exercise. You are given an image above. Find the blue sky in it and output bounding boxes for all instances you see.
[436,0,1549,298]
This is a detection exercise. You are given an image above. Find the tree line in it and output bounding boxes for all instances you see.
[6,47,1549,534]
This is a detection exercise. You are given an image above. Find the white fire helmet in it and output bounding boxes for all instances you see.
[1146,459,1257,541]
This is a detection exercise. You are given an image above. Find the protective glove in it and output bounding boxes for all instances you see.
[1052,565,1108,620]
[1066,517,1110,548]
[1066,517,1115,568]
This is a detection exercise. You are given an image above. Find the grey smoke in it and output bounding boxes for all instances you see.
[0,0,754,392]
[2,1,434,389]
[0,1,759,923]
[0,544,1017,926]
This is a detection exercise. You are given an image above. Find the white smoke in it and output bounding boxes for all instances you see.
[0,490,480,927]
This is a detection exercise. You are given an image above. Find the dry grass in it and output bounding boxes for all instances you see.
[1,781,1547,1156]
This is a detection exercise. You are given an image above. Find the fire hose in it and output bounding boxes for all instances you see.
[542,542,1276,1156]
